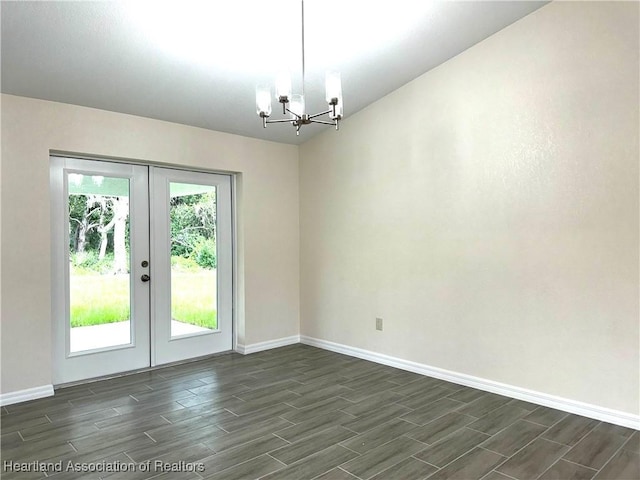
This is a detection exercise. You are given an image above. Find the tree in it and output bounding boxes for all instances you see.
[93,196,115,260]
[69,195,101,254]
[68,194,129,274]
[111,197,129,274]
[169,192,217,263]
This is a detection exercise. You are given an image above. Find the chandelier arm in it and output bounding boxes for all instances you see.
[310,119,337,126]
[285,107,302,119]
[266,118,295,124]
[307,109,332,120]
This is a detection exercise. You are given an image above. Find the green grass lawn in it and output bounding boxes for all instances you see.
[70,269,217,329]
[171,271,217,329]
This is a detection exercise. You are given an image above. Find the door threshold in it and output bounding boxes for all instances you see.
[54,349,234,390]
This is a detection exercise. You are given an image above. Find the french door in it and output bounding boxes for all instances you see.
[51,157,233,385]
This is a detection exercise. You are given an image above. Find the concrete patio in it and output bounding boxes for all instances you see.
[70,320,210,352]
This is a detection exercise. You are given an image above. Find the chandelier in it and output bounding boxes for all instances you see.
[255,0,343,135]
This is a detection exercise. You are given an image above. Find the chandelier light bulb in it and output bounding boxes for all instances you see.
[325,71,342,104]
[256,85,272,116]
[275,72,292,101]
[289,94,305,119]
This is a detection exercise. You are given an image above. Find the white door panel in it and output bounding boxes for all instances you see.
[51,158,150,384]
[150,167,233,365]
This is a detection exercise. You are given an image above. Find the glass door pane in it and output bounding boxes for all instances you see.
[169,182,218,338]
[67,174,132,352]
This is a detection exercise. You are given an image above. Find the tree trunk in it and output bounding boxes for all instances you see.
[99,230,108,259]
[71,225,79,253]
[76,196,99,254]
[95,197,110,260]
[77,217,89,253]
[112,198,129,274]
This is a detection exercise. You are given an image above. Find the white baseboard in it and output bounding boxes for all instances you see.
[0,385,54,407]
[236,335,301,355]
[300,335,640,430]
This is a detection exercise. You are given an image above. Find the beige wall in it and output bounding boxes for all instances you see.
[0,94,300,393]
[300,2,639,414]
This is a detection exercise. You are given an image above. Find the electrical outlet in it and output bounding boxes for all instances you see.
[376,317,383,331]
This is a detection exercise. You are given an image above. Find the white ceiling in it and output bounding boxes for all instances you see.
[1,1,547,145]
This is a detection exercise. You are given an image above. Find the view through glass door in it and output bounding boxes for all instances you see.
[51,157,233,385]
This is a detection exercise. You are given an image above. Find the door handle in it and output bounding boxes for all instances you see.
[141,274,151,282]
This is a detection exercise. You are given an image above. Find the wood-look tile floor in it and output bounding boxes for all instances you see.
[1,345,638,480]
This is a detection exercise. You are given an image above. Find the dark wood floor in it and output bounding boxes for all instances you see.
[1,345,638,480]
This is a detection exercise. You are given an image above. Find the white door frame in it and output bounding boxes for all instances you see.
[51,156,236,384]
